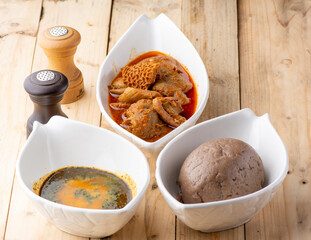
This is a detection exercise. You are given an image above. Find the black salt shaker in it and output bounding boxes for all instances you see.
[24,70,69,137]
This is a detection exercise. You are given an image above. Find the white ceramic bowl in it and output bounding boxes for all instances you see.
[96,13,209,151]
[156,108,288,232]
[16,117,150,238]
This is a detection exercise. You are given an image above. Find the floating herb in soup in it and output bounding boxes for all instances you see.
[35,167,133,210]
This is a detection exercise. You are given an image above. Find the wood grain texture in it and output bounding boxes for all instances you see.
[177,0,242,239]
[239,0,311,239]
[100,1,183,239]
[181,0,240,122]
[2,0,310,239]
[0,0,42,239]
[4,0,112,239]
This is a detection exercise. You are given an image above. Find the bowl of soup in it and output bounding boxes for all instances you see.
[96,14,209,151]
[16,116,150,238]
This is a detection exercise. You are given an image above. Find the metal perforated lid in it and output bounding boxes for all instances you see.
[49,27,68,37]
[24,70,68,96]
[36,71,55,81]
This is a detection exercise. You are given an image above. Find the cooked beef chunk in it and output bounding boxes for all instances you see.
[153,97,186,127]
[150,56,192,103]
[122,99,165,139]
[118,87,161,103]
[173,90,190,105]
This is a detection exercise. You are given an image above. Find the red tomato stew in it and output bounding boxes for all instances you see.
[108,51,197,142]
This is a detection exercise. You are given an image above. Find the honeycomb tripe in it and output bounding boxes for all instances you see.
[121,61,160,89]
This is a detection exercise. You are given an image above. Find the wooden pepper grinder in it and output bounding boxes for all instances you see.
[24,70,69,137]
[38,26,84,104]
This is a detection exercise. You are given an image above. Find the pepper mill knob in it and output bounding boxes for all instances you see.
[24,70,69,137]
[38,26,84,104]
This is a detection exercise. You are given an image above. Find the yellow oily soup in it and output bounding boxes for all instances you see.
[35,166,133,209]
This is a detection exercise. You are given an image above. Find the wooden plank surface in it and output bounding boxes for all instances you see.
[1,0,311,239]
[4,0,112,239]
[239,0,311,239]
[184,0,241,121]
[0,0,42,239]
[177,0,243,239]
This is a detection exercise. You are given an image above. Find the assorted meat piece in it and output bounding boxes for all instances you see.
[151,56,193,104]
[173,90,190,105]
[108,53,195,141]
[109,102,131,110]
[110,88,126,95]
[121,99,165,139]
[121,60,160,89]
[118,87,161,103]
[110,77,127,89]
[153,97,186,128]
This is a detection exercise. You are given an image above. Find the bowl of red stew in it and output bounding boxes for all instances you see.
[16,116,150,238]
[96,14,209,150]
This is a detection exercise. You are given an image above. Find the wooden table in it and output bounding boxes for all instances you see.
[1,0,310,239]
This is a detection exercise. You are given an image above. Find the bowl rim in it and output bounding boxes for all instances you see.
[16,117,150,214]
[96,13,209,147]
[155,108,289,209]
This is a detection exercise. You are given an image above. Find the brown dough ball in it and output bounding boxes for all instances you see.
[178,138,264,203]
